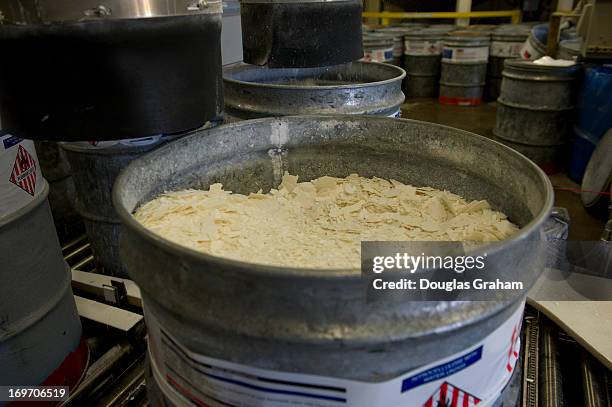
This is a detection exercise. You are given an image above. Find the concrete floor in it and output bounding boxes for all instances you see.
[400,98,607,241]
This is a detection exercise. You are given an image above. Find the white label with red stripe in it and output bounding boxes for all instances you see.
[146,302,524,407]
[404,39,443,56]
[490,41,524,58]
[1,134,42,218]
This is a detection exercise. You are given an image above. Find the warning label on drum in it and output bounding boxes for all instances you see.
[442,46,489,62]
[422,382,481,407]
[9,144,37,196]
[490,41,523,58]
[146,302,524,407]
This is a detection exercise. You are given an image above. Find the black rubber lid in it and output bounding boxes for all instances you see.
[0,15,223,141]
[241,0,363,68]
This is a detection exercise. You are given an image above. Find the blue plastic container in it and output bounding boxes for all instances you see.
[575,65,612,138]
[569,65,612,182]
[568,128,597,183]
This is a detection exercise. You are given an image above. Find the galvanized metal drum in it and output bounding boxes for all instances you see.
[61,138,166,277]
[34,141,80,236]
[369,32,404,66]
[486,27,529,100]
[0,138,87,390]
[491,135,569,175]
[114,116,553,406]
[223,62,406,119]
[362,34,395,64]
[402,27,454,98]
[374,26,418,67]
[494,59,579,173]
[439,32,491,106]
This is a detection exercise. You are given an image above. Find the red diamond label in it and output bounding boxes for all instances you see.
[423,382,481,407]
[9,144,37,196]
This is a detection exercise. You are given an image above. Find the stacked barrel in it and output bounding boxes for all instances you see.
[439,31,491,106]
[493,60,579,173]
[486,25,530,100]
[61,137,168,277]
[34,141,80,238]
[403,26,455,97]
[362,33,398,65]
[0,134,88,391]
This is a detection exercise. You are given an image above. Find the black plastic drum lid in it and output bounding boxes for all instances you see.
[241,0,363,68]
[0,14,223,141]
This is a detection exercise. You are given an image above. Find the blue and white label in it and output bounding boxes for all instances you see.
[146,302,524,407]
[401,347,483,392]
[442,46,489,63]
[1,134,22,150]
[362,47,394,63]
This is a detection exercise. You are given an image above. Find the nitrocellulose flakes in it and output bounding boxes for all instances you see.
[134,173,518,269]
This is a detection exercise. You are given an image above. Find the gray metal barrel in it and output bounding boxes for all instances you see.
[439,32,491,106]
[369,32,404,66]
[223,62,406,119]
[362,34,395,64]
[61,139,165,277]
[114,116,553,406]
[402,27,454,98]
[0,178,87,389]
[34,141,80,236]
[374,26,419,67]
[491,135,569,174]
[486,27,529,100]
[494,59,579,172]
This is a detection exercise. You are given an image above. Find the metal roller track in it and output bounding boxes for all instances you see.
[581,351,612,407]
[539,320,564,407]
[522,310,539,407]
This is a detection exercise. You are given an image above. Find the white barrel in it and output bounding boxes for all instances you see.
[0,135,88,393]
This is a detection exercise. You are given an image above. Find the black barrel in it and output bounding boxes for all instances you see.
[241,0,363,68]
[0,15,223,141]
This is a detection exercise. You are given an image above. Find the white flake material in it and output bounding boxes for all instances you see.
[134,173,518,269]
[532,56,576,67]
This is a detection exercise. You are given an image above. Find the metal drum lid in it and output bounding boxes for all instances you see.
[581,129,612,208]
[444,31,491,46]
[503,59,580,79]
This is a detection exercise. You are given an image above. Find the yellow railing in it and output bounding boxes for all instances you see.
[362,10,522,26]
